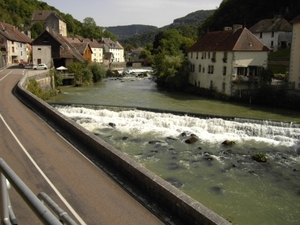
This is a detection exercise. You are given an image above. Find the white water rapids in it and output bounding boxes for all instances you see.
[55,106,300,148]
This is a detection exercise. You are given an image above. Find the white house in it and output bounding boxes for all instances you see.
[188,25,269,96]
[100,38,124,62]
[0,21,32,66]
[289,15,300,90]
[249,16,292,52]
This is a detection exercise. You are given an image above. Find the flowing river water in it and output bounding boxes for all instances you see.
[48,68,300,225]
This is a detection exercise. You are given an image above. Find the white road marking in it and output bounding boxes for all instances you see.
[0,70,13,81]
[0,113,87,223]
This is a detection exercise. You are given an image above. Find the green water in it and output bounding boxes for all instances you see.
[49,76,300,225]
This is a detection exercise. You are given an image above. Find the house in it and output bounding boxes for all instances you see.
[31,10,67,36]
[31,28,85,68]
[70,42,93,63]
[188,25,269,96]
[82,38,103,63]
[249,16,292,52]
[100,38,124,62]
[0,21,32,66]
[288,15,300,90]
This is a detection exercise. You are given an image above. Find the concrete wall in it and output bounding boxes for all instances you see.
[17,74,231,225]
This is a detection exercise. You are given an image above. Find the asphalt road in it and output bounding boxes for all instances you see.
[0,66,164,225]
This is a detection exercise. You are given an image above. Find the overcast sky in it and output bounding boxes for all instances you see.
[44,0,223,27]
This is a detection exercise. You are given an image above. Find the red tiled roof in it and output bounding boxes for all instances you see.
[188,27,269,52]
[0,21,31,43]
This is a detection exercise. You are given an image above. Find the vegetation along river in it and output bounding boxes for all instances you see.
[48,68,300,225]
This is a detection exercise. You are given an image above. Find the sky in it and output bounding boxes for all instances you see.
[44,0,223,28]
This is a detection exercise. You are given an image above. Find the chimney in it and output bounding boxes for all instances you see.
[233,24,243,33]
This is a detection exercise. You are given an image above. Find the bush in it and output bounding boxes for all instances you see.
[27,79,56,100]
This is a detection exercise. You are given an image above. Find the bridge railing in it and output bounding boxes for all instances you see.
[0,158,78,225]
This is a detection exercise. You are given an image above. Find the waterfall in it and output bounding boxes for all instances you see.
[55,105,300,147]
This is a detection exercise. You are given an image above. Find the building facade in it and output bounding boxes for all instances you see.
[0,21,32,66]
[249,16,292,52]
[188,26,269,96]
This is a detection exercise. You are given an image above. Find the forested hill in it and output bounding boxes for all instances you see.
[200,0,300,33]
[105,25,158,40]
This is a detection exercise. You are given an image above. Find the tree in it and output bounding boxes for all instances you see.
[82,17,102,39]
[89,62,106,82]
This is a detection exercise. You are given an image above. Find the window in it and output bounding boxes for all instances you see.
[208,52,210,59]
[222,83,226,93]
[208,65,214,74]
[271,41,274,47]
[196,52,198,59]
[259,32,263,38]
[191,52,193,59]
[223,52,227,63]
[38,48,41,50]
[12,47,14,53]
[271,32,274,37]
[198,64,201,73]
[223,66,227,76]
[212,52,216,62]
[190,64,195,72]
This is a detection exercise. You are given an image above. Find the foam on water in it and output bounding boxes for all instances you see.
[56,105,300,148]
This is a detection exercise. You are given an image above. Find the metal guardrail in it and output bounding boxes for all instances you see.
[0,158,78,225]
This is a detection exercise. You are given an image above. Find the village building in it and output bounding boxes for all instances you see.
[82,38,103,63]
[0,21,32,66]
[249,16,292,52]
[31,29,85,68]
[188,25,269,96]
[288,15,300,90]
[31,10,67,36]
[100,38,124,63]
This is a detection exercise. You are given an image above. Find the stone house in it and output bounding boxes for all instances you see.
[31,10,67,36]
[31,29,85,68]
[0,21,32,66]
[188,25,269,96]
[249,16,292,52]
[289,15,300,90]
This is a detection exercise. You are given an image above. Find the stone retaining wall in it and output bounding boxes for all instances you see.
[17,74,230,225]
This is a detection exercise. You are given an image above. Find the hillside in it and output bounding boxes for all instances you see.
[105,25,158,40]
[119,9,215,47]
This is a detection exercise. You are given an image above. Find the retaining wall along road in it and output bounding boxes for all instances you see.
[16,74,231,225]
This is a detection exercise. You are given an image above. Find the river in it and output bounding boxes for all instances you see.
[48,68,300,225]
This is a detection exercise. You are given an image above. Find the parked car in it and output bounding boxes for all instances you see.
[33,63,48,70]
[24,63,35,69]
[18,62,28,67]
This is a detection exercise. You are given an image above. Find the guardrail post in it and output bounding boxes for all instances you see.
[0,174,10,225]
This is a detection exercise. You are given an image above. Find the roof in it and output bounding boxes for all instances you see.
[35,29,85,62]
[249,17,292,33]
[290,15,300,24]
[81,38,102,48]
[0,21,32,43]
[71,42,91,54]
[100,38,123,49]
[188,27,269,52]
[63,37,81,44]
[31,10,65,22]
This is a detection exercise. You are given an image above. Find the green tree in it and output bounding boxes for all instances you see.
[89,62,106,82]
[30,21,44,39]
[82,17,102,39]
